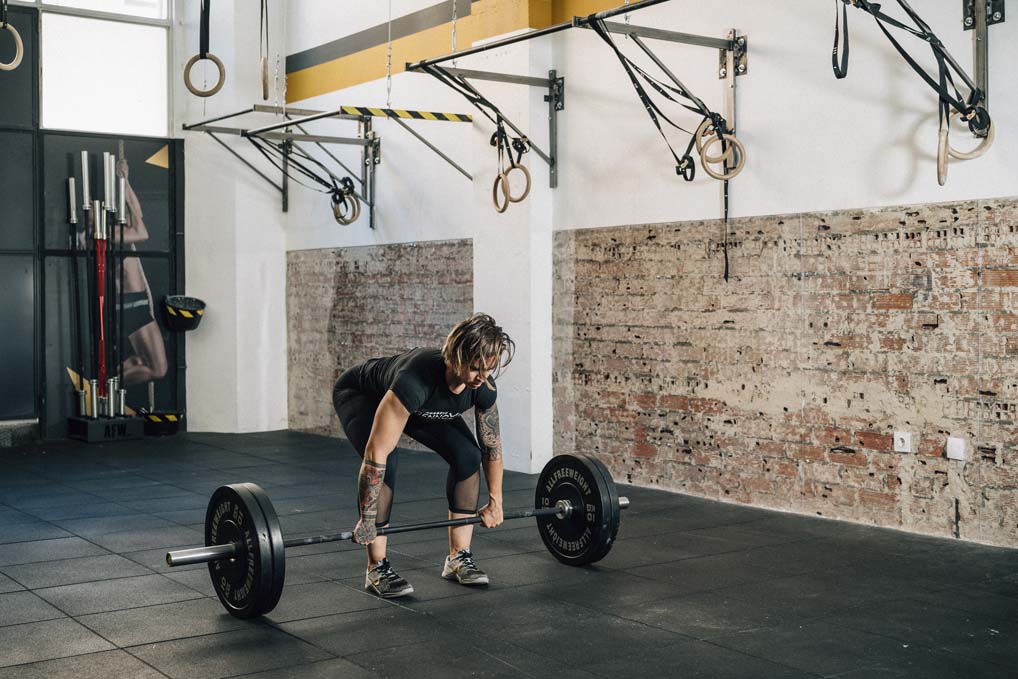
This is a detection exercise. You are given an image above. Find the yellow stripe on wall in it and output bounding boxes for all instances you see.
[286,0,621,103]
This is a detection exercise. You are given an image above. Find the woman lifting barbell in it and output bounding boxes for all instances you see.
[332,313,515,598]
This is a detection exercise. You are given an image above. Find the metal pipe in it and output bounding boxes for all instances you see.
[439,66,554,88]
[206,132,283,193]
[68,178,77,224]
[181,106,256,131]
[391,116,472,180]
[629,34,710,114]
[246,108,360,136]
[580,20,733,50]
[81,151,90,211]
[408,21,574,70]
[88,379,98,418]
[118,177,126,223]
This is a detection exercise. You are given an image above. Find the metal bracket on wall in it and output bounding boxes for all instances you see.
[183,104,379,228]
[964,0,1004,107]
[433,66,565,188]
[964,0,1006,28]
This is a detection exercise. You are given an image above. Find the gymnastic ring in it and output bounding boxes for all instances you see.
[948,110,994,161]
[700,133,746,181]
[492,174,510,213]
[184,53,226,97]
[260,56,269,101]
[506,164,531,203]
[0,22,24,72]
[332,193,356,225]
[349,192,362,223]
[937,119,949,186]
[694,118,734,165]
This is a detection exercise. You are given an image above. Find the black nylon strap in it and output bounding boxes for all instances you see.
[832,0,849,79]
[846,0,980,117]
[589,18,688,176]
[0,0,8,28]
[200,0,211,59]
[260,0,269,58]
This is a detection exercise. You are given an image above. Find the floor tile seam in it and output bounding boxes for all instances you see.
[37,585,208,617]
[0,547,121,570]
[219,657,343,679]
[829,601,1018,650]
[4,566,165,593]
[21,506,140,522]
[116,647,175,678]
[0,647,158,675]
[826,614,1018,667]
[0,530,78,547]
[691,636,828,677]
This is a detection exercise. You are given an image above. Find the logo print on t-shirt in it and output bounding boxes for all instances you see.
[412,410,459,421]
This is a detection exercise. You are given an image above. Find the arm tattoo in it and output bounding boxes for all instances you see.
[357,459,386,521]
[475,404,503,461]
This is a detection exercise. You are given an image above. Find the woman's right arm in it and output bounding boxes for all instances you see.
[354,390,410,543]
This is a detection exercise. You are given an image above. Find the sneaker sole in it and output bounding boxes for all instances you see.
[442,572,489,585]
[365,583,415,598]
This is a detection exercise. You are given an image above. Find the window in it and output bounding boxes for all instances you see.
[41,12,168,136]
[42,0,168,21]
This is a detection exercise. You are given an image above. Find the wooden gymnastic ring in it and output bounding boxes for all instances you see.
[506,164,531,203]
[694,118,734,165]
[700,133,746,181]
[184,53,226,97]
[0,22,24,72]
[492,174,510,213]
[937,121,948,186]
[260,56,269,101]
[349,192,362,223]
[332,193,357,225]
[947,110,994,161]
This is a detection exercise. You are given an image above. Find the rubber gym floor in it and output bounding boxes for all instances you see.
[0,430,1014,678]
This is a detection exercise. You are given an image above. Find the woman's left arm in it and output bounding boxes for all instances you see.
[475,403,504,527]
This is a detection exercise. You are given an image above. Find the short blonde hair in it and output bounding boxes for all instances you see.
[442,313,515,378]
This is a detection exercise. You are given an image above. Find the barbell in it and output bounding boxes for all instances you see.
[165,454,630,619]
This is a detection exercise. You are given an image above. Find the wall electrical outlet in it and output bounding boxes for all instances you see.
[894,431,916,454]
[946,436,970,461]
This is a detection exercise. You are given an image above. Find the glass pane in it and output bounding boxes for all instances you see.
[42,0,168,21]
[0,7,38,129]
[0,255,36,419]
[43,133,174,253]
[44,253,178,437]
[41,13,167,136]
[0,131,35,251]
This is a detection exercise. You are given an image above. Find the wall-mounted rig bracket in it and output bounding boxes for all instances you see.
[545,74,566,112]
[964,0,1005,29]
[719,34,748,79]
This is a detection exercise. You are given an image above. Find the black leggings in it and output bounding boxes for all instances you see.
[333,379,482,527]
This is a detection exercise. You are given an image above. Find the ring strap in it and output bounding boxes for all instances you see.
[832,0,849,79]
[0,0,7,27]
[199,0,211,59]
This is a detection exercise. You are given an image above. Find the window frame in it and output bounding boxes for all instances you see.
[10,0,174,137]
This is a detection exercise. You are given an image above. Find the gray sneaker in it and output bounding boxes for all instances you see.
[442,549,489,585]
[364,559,414,598]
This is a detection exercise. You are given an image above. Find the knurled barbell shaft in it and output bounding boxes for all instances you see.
[166,496,629,568]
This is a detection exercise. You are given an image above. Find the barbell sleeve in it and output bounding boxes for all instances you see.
[167,543,238,567]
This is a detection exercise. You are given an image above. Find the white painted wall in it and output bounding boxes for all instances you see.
[174,0,289,432]
[279,1,1016,471]
[174,1,1016,460]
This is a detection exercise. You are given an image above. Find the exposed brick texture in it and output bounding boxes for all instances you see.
[553,198,1018,548]
[287,241,473,450]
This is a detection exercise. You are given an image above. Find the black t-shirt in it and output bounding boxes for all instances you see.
[356,348,497,421]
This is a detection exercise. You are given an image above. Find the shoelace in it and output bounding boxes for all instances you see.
[374,560,400,582]
[454,550,477,571]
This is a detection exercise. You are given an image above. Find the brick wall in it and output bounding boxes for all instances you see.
[554,198,1018,548]
[287,240,473,449]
